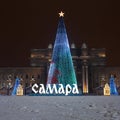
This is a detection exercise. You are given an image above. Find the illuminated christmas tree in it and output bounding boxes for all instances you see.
[47,12,77,86]
[109,75,118,95]
[12,77,20,95]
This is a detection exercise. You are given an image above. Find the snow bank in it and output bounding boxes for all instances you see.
[0,96,120,120]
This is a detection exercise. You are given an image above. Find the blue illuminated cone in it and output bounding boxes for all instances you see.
[110,75,118,95]
[12,77,20,95]
[47,12,77,86]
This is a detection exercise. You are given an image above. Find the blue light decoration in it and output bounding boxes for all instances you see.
[12,77,20,95]
[109,75,118,95]
[47,12,77,87]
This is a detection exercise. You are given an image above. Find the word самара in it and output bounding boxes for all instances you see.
[32,84,79,96]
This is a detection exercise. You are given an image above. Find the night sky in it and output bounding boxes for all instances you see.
[0,0,120,67]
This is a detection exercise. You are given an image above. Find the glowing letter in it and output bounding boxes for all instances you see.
[65,84,72,95]
[39,84,46,94]
[32,83,38,94]
[72,84,79,94]
[58,84,65,94]
[46,84,58,94]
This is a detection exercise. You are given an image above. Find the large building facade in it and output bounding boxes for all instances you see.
[0,44,120,95]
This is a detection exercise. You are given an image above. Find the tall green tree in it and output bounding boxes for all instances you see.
[47,12,77,86]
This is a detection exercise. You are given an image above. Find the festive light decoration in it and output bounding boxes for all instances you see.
[104,83,110,96]
[110,75,118,95]
[59,11,64,17]
[47,12,77,87]
[12,77,20,95]
[16,84,23,96]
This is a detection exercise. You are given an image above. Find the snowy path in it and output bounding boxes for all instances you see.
[0,96,120,120]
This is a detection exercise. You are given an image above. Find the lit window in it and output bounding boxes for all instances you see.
[98,53,106,57]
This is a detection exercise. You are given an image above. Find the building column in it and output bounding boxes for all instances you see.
[82,65,89,94]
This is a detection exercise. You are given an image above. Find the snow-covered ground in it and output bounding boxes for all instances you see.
[0,96,120,120]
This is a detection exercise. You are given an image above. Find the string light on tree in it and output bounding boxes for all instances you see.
[47,11,77,87]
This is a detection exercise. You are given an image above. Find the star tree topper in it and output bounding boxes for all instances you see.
[59,11,64,17]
